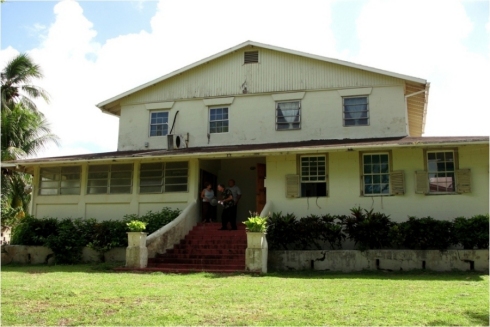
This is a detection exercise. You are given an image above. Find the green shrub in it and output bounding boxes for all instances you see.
[397,216,453,250]
[267,212,298,250]
[340,207,394,250]
[44,218,86,264]
[10,216,58,246]
[87,220,128,261]
[319,214,346,250]
[452,214,489,249]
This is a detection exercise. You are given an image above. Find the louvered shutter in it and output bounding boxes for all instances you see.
[390,170,405,195]
[286,174,300,198]
[415,171,429,194]
[455,169,471,193]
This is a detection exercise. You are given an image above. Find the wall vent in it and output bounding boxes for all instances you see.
[244,51,259,64]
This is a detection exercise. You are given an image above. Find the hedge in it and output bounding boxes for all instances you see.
[10,207,181,264]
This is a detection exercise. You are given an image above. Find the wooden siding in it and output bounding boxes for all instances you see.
[122,47,405,106]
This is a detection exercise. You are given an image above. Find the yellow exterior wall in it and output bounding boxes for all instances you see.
[118,86,408,151]
[266,144,489,222]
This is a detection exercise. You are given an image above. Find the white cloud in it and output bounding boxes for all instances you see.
[353,0,489,136]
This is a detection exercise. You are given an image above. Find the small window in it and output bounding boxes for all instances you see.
[140,161,188,193]
[39,166,81,195]
[149,111,169,137]
[276,101,301,130]
[87,164,133,194]
[427,151,455,193]
[209,107,229,134]
[244,51,259,64]
[362,153,390,195]
[300,155,327,197]
[343,96,369,126]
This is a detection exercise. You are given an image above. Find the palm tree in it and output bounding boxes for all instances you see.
[1,104,59,229]
[1,103,59,161]
[1,53,50,113]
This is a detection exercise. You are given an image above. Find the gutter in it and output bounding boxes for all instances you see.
[6,138,488,168]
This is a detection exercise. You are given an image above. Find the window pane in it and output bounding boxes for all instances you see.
[88,187,107,194]
[141,163,163,170]
[140,178,162,186]
[165,184,188,192]
[89,165,109,172]
[110,186,131,194]
[40,189,58,195]
[140,186,163,193]
[111,178,132,186]
[88,180,107,187]
[60,188,80,195]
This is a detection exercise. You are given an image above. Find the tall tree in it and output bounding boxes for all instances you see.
[1,53,50,113]
[1,103,59,161]
[1,54,57,230]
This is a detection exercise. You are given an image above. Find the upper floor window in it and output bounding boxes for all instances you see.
[362,153,390,195]
[300,155,327,197]
[343,96,369,126]
[87,164,133,194]
[276,101,301,130]
[427,151,455,193]
[150,111,169,137]
[39,166,81,195]
[209,107,229,134]
[140,161,188,193]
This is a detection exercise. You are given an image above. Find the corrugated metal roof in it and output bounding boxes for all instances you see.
[6,136,488,167]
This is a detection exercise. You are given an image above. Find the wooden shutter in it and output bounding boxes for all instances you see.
[455,169,471,193]
[286,174,300,198]
[390,170,405,195]
[415,170,429,194]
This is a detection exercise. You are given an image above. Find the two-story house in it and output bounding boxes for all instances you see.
[8,41,489,228]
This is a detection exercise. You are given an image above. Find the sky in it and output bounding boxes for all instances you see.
[1,0,489,159]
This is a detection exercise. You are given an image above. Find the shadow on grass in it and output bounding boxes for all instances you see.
[2,264,488,281]
[428,311,490,326]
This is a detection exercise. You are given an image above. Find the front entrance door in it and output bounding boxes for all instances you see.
[199,170,218,221]
[256,163,266,214]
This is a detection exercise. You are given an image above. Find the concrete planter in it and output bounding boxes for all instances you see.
[126,232,148,268]
[245,232,268,273]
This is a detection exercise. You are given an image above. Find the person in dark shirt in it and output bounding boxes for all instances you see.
[217,183,235,230]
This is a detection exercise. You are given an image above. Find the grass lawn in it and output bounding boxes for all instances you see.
[1,264,488,326]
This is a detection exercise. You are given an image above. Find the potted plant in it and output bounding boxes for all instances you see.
[127,220,147,232]
[243,213,268,248]
[126,220,148,268]
[243,212,269,273]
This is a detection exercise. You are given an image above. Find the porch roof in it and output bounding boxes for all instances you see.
[5,136,488,171]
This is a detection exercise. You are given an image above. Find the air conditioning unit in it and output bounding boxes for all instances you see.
[167,133,188,150]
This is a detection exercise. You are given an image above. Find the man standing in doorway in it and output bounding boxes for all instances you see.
[217,183,234,230]
[228,179,242,229]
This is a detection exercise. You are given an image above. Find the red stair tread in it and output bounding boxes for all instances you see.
[140,222,248,273]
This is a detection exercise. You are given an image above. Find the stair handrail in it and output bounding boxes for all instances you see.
[146,200,198,257]
[259,201,273,218]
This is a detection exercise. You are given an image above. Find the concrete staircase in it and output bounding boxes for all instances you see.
[128,222,247,273]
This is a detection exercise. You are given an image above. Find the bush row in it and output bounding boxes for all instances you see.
[9,207,181,264]
[266,207,489,251]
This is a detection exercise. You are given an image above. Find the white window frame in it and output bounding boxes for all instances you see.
[362,153,390,196]
[276,101,301,131]
[343,96,369,126]
[149,111,169,137]
[300,155,327,197]
[209,107,229,134]
[87,164,133,194]
[39,166,81,196]
[139,161,189,193]
[426,150,456,194]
